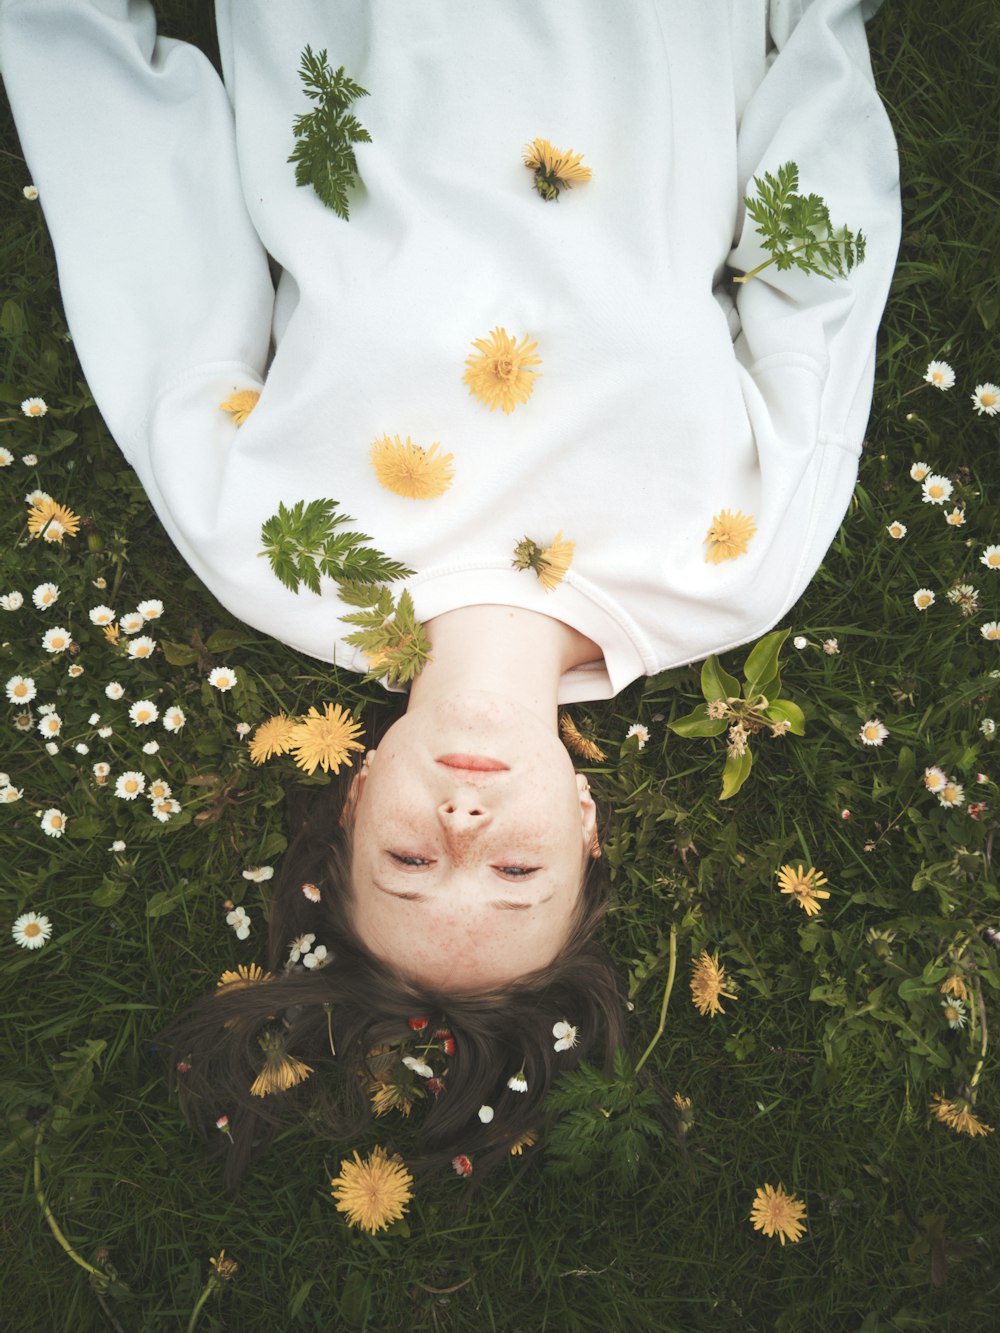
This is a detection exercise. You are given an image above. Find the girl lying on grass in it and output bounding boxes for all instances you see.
[0,0,900,1187]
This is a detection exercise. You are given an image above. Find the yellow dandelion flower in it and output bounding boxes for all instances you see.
[247,713,297,765]
[287,703,365,776]
[330,1145,414,1234]
[219,389,261,426]
[749,1183,808,1245]
[27,498,80,542]
[509,1130,538,1156]
[929,1093,994,1138]
[217,963,273,989]
[249,1033,314,1098]
[463,325,542,414]
[511,531,574,592]
[370,434,454,499]
[775,864,830,916]
[209,1250,238,1280]
[940,974,969,1003]
[704,509,757,563]
[560,713,607,762]
[369,1081,415,1118]
[522,137,592,201]
[690,950,737,1018]
[102,622,121,645]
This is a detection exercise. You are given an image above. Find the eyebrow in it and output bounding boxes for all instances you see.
[374,883,553,911]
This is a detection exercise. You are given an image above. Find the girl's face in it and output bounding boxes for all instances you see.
[347,692,597,989]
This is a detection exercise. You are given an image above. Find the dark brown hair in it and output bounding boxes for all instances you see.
[163,746,625,1192]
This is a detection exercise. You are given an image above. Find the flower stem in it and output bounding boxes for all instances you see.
[634,925,677,1075]
[186,1278,217,1333]
[33,1123,126,1294]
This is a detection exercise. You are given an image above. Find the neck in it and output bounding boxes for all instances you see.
[406,606,601,725]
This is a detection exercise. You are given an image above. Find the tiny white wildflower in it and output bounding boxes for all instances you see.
[982,718,997,738]
[119,612,145,635]
[21,454,38,467]
[44,741,58,755]
[944,508,966,527]
[287,932,316,963]
[22,184,39,202]
[5,675,36,704]
[923,766,948,793]
[913,588,935,611]
[507,1071,529,1093]
[105,681,124,700]
[141,740,160,755]
[21,397,47,418]
[402,1055,434,1079]
[924,360,955,390]
[980,545,1000,571]
[938,780,965,809]
[74,742,90,755]
[111,840,127,852]
[971,383,1000,416]
[12,911,52,949]
[553,1020,579,1052]
[625,723,649,749]
[36,713,62,738]
[982,622,1000,641]
[909,463,931,482]
[128,700,158,726]
[0,446,13,467]
[137,599,164,620]
[41,627,71,653]
[1,591,24,610]
[242,866,274,883]
[40,808,67,838]
[97,725,113,738]
[114,771,146,800]
[1,784,24,803]
[478,1105,495,1123]
[302,944,329,969]
[31,583,59,610]
[859,718,889,746]
[89,605,116,625]
[921,475,953,505]
[208,666,237,691]
[92,762,110,783]
[126,635,156,660]
[226,906,251,940]
[162,706,186,732]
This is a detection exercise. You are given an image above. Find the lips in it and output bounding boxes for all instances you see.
[436,754,509,772]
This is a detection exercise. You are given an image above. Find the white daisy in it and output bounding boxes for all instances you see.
[971,383,1000,416]
[88,713,100,725]
[119,612,145,635]
[242,866,274,882]
[148,778,172,801]
[67,664,84,679]
[162,706,186,732]
[128,700,158,726]
[982,719,997,738]
[31,583,59,610]
[137,599,164,620]
[507,1071,529,1093]
[0,447,14,467]
[402,1055,434,1079]
[74,743,89,755]
[944,508,966,527]
[924,360,956,390]
[97,725,113,738]
[553,1020,579,1052]
[941,997,967,1029]
[12,911,52,949]
[40,808,67,838]
[226,906,251,940]
[1,784,24,803]
[909,463,931,482]
[5,675,36,704]
[151,797,180,822]
[44,742,58,756]
[301,882,321,903]
[24,489,51,507]
[22,184,38,201]
[1,591,24,610]
[859,718,889,746]
[913,588,935,611]
[21,454,38,467]
[41,627,71,653]
[288,932,315,963]
[37,703,56,716]
[302,944,329,969]
[126,635,156,660]
[886,521,907,539]
[980,545,1000,571]
[982,622,1000,641]
[208,666,237,691]
[141,740,159,755]
[923,766,947,793]
[89,605,116,625]
[478,1105,495,1123]
[793,635,809,649]
[37,713,62,738]
[625,723,649,749]
[921,475,953,505]
[822,638,840,655]
[111,840,127,852]
[92,762,110,783]
[235,722,252,738]
[105,682,124,700]
[114,771,146,800]
[938,780,965,809]
[21,397,47,418]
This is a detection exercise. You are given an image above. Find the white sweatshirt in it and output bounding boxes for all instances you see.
[0,0,899,702]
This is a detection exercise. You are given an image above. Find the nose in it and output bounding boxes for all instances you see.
[437,795,491,837]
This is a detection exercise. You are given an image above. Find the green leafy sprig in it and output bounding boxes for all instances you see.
[258,500,428,685]
[733,160,866,284]
[259,499,413,596]
[287,46,372,219]
[667,628,805,799]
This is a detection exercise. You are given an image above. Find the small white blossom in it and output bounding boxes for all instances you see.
[402,1055,434,1079]
[67,664,84,679]
[913,588,935,611]
[235,722,252,737]
[552,1020,579,1052]
[302,944,329,969]
[1,784,24,803]
[822,638,839,655]
[793,635,809,649]
[859,718,889,746]
[625,723,649,749]
[287,932,315,963]
[921,475,953,505]
[128,700,158,726]
[105,681,124,700]
[37,712,62,738]
[126,635,156,660]
[941,996,968,1029]
[982,622,1000,641]
[21,397,47,418]
[41,627,71,653]
[148,778,172,801]
[97,725,113,738]
[909,463,931,482]
[944,508,966,527]
[1,591,24,610]
[5,675,36,705]
[141,740,160,755]
[0,446,13,467]
[924,360,955,390]
[137,599,164,620]
[111,840,127,852]
[89,605,116,625]
[478,1105,495,1124]
[151,797,180,822]
[507,1072,529,1093]
[40,808,67,838]
[75,742,90,755]
[162,706,186,732]
[982,718,997,739]
[22,184,39,202]
[226,906,251,940]
[938,780,965,809]
[971,383,1000,416]
[114,771,146,800]
[12,911,52,949]
[44,741,58,756]
[923,766,947,793]
[88,712,100,725]
[980,545,1000,571]
[208,666,237,691]
[119,612,145,634]
[31,583,59,610]
[92,762,110,783]
[21,454,38,467]
[242,866,274,882]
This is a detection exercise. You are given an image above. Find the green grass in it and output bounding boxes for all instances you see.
[3,3,1000,1329]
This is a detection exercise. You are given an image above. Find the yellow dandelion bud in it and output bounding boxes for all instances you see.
[522,137,592,202]
[560,713,607,762]
[219,390,261,426]
[511,531,574,592]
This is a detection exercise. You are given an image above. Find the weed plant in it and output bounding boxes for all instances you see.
[2,2,999,1329]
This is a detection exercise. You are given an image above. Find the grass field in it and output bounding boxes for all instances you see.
[2,2,1000,1329]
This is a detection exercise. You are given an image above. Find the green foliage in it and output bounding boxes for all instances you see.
[543,1049,663,1186]
[339,585,431,686]
[733,160,867,284]
[258,498,413,595]
[287,46,371,219]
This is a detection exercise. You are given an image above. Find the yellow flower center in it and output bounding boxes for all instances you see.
[125,779,138,793]
[50,815,62,829]
[982,392,997,406]
[494,356,515,380]
[28,405,42,416]
[864,725,880,739]
[23,921,41,937]
[928,485,943,498]
[989,553,1000,566]
[137,710,151,722]
[13,683,27,697]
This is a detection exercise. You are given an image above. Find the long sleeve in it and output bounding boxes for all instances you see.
[0,0,275,457]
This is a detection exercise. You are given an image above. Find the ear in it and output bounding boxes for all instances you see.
[341,750,376,828]
[576,773,600,858]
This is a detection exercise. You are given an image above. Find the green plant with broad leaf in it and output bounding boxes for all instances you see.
[667,628,805,798]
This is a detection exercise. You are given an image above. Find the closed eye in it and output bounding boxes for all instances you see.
[495,865,540,879]
[389,853,434,868]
